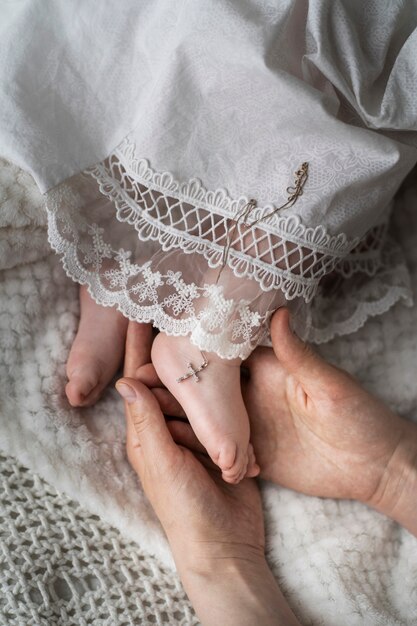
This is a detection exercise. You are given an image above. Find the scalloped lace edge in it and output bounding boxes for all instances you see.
[47,205,412,355]
[305,287,413,344]
[47,210,265,360]
[83,137,363,303]
[112,138,356,247]
[45,140,402,356]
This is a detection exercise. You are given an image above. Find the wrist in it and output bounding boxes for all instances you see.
[369,419,417,536]
[172,543,300,626]
[176,540,265,574]
[172,539,267,595]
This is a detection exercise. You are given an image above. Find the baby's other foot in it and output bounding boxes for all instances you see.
[151,332,258,483]
[66,285,128,407]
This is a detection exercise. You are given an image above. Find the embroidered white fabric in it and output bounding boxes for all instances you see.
[291,234,413,344]
[46,140,412,358]
[2,0,417,357]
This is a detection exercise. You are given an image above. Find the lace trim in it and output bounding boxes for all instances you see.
[307,285,412,344]
[47,212,267,359]
[85,137,361,302]
[334,222,389,279]
[304,236,413,344]
[45,140,396,358]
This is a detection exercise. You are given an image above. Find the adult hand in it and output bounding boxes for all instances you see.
[242,308,417,535]
[150,309,417,536]
[126,312,417,536]
[123,320,154,377]
[116,377,300,626]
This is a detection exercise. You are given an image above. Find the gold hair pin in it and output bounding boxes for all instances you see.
[219,162,309,274]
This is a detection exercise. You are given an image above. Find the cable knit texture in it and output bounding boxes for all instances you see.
[0,157,417,624]
[0,453,198,625]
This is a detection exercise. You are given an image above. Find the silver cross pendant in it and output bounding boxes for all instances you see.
[176,353,209,383]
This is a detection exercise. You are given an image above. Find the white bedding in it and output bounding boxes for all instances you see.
[0,157,416,624]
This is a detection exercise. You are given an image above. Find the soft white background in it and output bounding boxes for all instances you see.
[1,158,416,624]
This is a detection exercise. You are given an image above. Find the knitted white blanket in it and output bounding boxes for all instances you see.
[0,157,416,625]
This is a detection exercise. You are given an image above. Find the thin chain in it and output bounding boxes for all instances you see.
[250,162,309,225]
[219,198,258,271]
[217,162,309,282]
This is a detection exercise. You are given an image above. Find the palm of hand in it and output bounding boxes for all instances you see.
[243,346,403,504]
[128,417,264,562]
[123,322,264,555]
[165,447,264,554]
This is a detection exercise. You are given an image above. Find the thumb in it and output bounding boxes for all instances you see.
[123,322,153,377]
[270,308,333,385]
[116,377,176,463]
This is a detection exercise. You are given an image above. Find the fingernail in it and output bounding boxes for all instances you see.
[116,382,137,404]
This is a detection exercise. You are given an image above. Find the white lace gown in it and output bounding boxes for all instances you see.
[1,0,416,358]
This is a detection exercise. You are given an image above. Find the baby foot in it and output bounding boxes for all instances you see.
[151,332,258,483]
[66,285,128,407]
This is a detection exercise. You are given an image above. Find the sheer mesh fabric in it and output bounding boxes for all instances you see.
[46,139,408,358]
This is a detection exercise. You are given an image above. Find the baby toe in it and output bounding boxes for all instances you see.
[221,462,247,484]
[245,444,260,478]
[65,366,101,407]
[216,439,238,472]
[218,442,249,484]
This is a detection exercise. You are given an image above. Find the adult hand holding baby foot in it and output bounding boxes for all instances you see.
[117,376,301,626]
[156,308,417,537]
[151,332,259,484]
[122,320,259,484]
[242,308,417,536]
[118,313,416,624]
